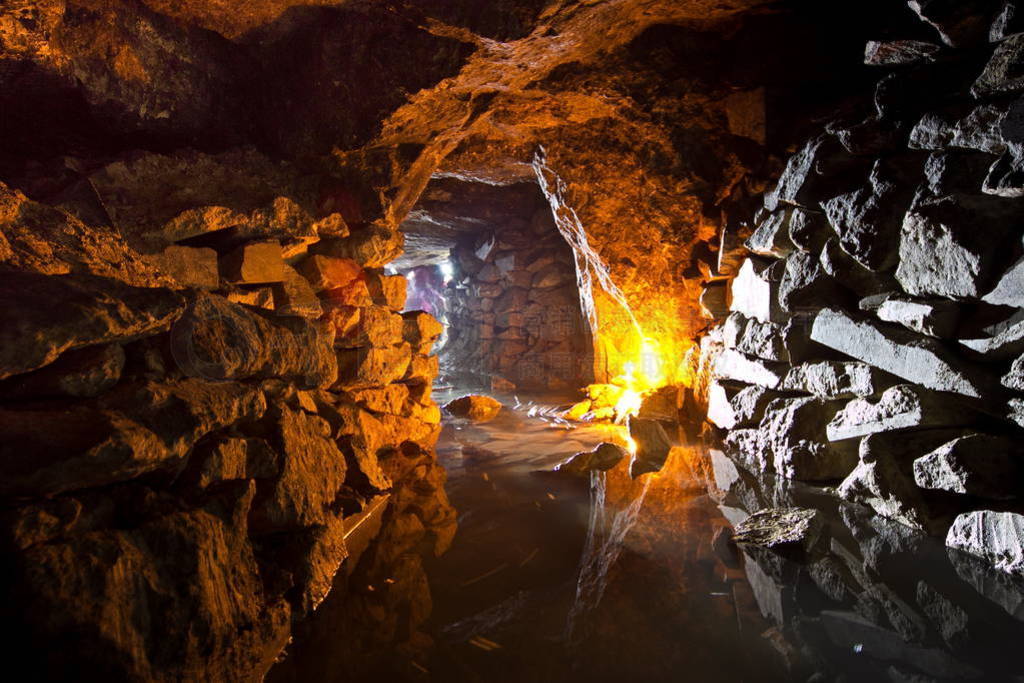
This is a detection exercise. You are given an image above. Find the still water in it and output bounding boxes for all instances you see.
[272,390,1024,683]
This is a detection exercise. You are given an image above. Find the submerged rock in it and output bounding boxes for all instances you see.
[443,395,502,423]
[556,443,627,475]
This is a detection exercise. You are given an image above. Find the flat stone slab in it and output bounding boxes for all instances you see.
[826,384,975,442]
[810,308,988,398]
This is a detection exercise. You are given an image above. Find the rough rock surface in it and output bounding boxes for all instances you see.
[826,385,975,442]
[913,435,1023,499]
[556,443,627,475]
[443,395,503,423]
[733,507,822,556]
[946,511,1024,576]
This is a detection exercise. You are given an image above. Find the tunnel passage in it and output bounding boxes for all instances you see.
[396,177,594,393]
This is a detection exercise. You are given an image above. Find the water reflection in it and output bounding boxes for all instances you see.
[271,392,1024,682]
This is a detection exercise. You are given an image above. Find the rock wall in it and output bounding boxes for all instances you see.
[443,205,593,392]
[704,9,1024,579]
[0,159,453,679]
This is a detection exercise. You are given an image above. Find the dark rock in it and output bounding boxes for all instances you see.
[914,434,1024,499]
[829,116,909,157]
[733,507,823,557]
[819,238,899,299]
[973,33,1024,97]
[170,293,337,388]
[745,209,795,258]
[909,0,1000,47]
[960,317,1024,358]
[0,343,125,399]
[0,272,184,381]
[910,104,1009,155]
[946,510,1024,576]
[810,308,989,398]
[991,0,1024,41]
[190,437,279,491]
[764,134,857,212]
[915,581,970,650]
[311,224,403,268]
[628,416,672,478]
[826,384,976,442]
[555,443,627,475]
[922,151,999,197]
[699,280,729,319]
[250,407,348,533]
[863,40,942,66]
[983,146,1024,197]
[443,395,502,423]
[838,429,970,534]
[0,379,266,498]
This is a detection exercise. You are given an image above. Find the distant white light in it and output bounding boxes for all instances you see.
[439,260,454,281]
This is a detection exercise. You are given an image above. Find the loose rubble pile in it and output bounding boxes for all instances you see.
[704,8,1024,578]
[443,206,593,391]
[0,162,453,679]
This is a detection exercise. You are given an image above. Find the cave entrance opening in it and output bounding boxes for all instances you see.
[395,177,594,397]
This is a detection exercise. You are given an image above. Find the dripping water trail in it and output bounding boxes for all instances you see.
[564,469,652,650]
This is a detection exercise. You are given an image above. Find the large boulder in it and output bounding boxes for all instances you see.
[810,308,989,398]
[0,272,184,381]
[946,510,1024,576]
[0,379,266,498]
[896,195,1016,300]
[0,343,125,399]
[170,293,337,388]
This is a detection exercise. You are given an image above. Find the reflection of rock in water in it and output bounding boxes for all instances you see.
[565,470,651,648]
[704,439,1024,682]
[269,447,456,683]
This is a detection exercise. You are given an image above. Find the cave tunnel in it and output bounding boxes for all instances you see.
[3,1,1024,682]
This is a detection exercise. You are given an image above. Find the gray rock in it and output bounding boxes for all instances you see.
[785,207,831,253]
[822,157,923,271]
[763,134,831,212]
[913,434,1023,499]
[810,308,989,398]
[922,151,999,197]
[947,546,1024,621]
[946,510,1024,576]
[1002,353,1024,390]
[915,581,970,650]
[745,209,796,258]
[758,397,859,481]
[973,32,1024,97]
[983,145,1024,197]
[827,384,975,442]
[820,238,899,299]
[897,196,1014,300]
[912,104,1011,155]
[733,507,823,556]
[729,259,785,324]
[838,429,970,534]
[628,416,673,478]
[982,253,1024,307]
[782,360,891,399]
[864,40,942,65]
[733,315,790,362]
[714,349,788,389]
[778,250,845,314]
[708,382,784,429]
[960,318,1024,358]
[1010,397,1024,428]
[875,296,960,338]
